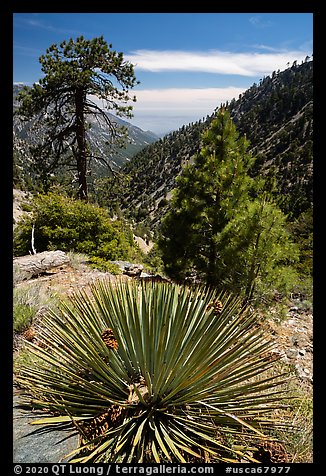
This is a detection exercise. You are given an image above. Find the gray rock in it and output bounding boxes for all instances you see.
[286,348,298,359]
[110,261,143,276]
[139,272,153,279]
[290,335,307,348]
[13,394,79,463]
[294,364,313,383]
[124,264,143,276]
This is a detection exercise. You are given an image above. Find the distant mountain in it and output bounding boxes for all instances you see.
[85,112,158,169]
[121,60,313,229]
[13,83,158,187]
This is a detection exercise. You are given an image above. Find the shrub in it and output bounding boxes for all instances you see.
[141,244,165,274]
[13,285,58,333]
[89,257,122,274]
[16,281,290,463]
[20,202,33,212]
[13,302,36,334]
[13,287,39,333]
[13,193,139,262]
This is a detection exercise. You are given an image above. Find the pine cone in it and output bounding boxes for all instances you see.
[101,328,118,350]
[253,441,288,463]
[79,405,124,442]
[207,299,223,316]
[22,327,36,342]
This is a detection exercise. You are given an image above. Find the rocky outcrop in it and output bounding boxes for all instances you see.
[133,235,154,254]
[110,261,144,277]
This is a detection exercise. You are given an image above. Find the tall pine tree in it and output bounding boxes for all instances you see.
[159,109,299,301]
[16,36,138,200]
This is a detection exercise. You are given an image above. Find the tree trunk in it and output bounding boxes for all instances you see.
[244,231,262,304]
[75,89,88,201]
[206,239,219,287]
[13,250,70,279]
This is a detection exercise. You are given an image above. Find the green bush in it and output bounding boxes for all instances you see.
[13,284,60,334]
[89,257,122,274]
[142,244,165,274]
[20,202,33,212]
[13,287,39,333]
[13,193,139,262]
[287,209,313,298]
[13,303,36,333]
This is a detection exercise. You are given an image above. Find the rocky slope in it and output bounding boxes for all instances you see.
[264,301,313,387]
[13,189,32,226]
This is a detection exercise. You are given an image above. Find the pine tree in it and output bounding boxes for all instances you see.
[159,109,255,285]
[158,109,299,301]
[217,194,299,302]
[16,36,138,200]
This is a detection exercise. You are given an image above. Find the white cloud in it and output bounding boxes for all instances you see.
[126,49,309,76]
[252,44,280,52]
[89,86,247,134]
[14,44,43,58]
[249,16,274,28]
[14,16,83,36]
[129,87,246,134]
[133,87,245,113]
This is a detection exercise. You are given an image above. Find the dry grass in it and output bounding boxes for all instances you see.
[274,374,313,462]
[254,359,313,463]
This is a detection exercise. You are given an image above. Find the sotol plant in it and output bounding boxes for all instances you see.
[15,280,290,463]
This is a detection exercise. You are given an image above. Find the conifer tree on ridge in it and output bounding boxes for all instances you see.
[16,36,138,200]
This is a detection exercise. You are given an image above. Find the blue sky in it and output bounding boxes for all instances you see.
[13,13,313,135]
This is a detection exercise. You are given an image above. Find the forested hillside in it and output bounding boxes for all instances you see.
[121,60,313,229]
[229,59,313,217]
[13,58,313,292]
